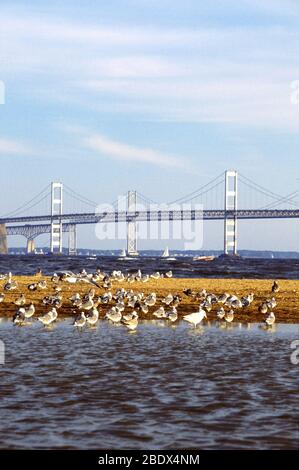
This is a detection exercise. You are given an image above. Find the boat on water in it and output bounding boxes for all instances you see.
[161,246,176,261]
[193,255,215,261]
[117,249,136,260]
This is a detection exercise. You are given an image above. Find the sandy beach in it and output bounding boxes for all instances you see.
[0,275,298,323]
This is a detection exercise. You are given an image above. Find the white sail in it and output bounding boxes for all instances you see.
[161,246,170,258]
[120,249,127,257]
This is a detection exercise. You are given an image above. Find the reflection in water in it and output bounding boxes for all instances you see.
[0,321,298,450]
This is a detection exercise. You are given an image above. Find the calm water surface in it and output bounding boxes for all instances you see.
[0,320,298,449]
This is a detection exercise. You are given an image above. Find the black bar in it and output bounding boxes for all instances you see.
[0,450,295,467]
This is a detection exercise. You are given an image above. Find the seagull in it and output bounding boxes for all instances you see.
[123,311,139,322]
[122,312,138,331]
[81,297,94,311]
[224,310,234,323]
[166,307,178,322]
[38,308,58,326]
[15,293,26,306]
[165,270,173,278]
[162,293,173,306]
[258,302,268,314]
[13,308,26,325]
[231,298,243,309]
[115,301,125,312]
[24,303,35,319]
[272,281,279,293]
[150,272,161,280]
[218,293,229,304]
[200,299,212,312]
[4,273,17,291]
[38,280,47,289]
[216,307,226,319]
[28,282,38,291]
[144,293,157,306]
[266,298,277,309]
[265,311,275,326]
[86,307,99,326]
[153,306,166,318]
[183,308,207,328]
[242,292,254,306]
[74,312,87,328]
[105,307,122,323]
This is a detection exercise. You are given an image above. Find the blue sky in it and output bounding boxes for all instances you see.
[0,0,299,250]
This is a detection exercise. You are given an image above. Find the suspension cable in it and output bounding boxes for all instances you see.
[167,172,225,205]
[0,184,51,217]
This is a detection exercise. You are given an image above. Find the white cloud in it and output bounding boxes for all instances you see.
[0,138,33,156]
[83,133,186,168]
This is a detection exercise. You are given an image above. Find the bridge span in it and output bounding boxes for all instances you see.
[1,171,299,255]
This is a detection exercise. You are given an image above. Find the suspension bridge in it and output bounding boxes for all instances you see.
[0,170,299,255]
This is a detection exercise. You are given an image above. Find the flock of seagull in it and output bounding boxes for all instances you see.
[0,270,280,331]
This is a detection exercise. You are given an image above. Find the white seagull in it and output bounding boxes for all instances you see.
[183,308,207,328]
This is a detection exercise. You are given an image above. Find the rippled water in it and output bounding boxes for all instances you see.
[0,320,298,449]
[0,254,299,278]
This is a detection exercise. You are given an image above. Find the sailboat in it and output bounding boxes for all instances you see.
[161,246,176,260]
[117,248,135,260]
[161,246,169,258]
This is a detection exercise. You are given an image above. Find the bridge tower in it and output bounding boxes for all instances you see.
[127,190,138,256]
[224,170,238,255]
[27,238,35,254]
[68,224,77,256]
[50,182,63,254]
[0,224,7,254]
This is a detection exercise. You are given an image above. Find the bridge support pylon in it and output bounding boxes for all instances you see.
[68,224,77,256]
[50,182,63,254]
[127,190,138,256]
[26,238,35,254]
[224,170,238,255]
[0,224,8,254]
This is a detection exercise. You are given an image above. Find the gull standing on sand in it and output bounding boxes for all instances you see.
[74,312,87,328]
[24,303,35,319]
[144,293,157,307]
[122,312,139,331]
[153,306,166,318]
[272,281,279,293]
[86,307,99,326]
[13,308,26,325]
[224,310,234,323]
[162,293,173,306]
[38,308,58,326]
[258,302,268,314]
[216,307,225,319]
[4,273,17,291]
[167,307,178,323]
[266,298,277,309]
[183,308,207,328]
[15,294,26,306]
[265,312,275,326]
[105,307,122,324]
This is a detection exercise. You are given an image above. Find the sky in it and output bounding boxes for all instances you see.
[0,0,299,251]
